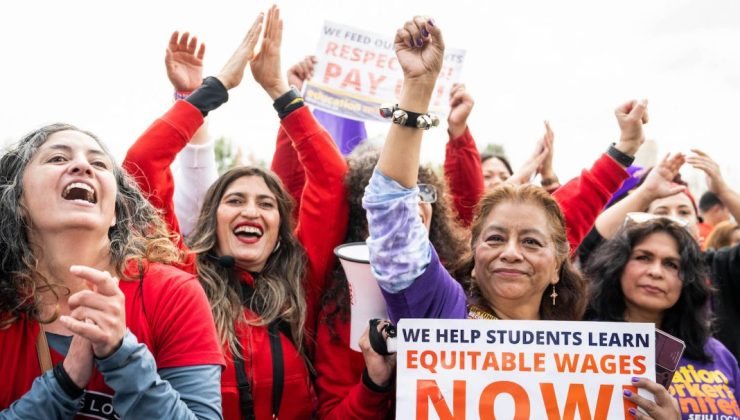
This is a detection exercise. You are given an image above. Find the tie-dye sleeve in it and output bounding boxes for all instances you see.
[363,168,432,293]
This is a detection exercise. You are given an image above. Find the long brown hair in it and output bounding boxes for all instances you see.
[467,184,586,320]
[187,166,307,356]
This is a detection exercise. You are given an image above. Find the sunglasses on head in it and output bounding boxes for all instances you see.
[417,183,437,204]
[624,212,690,229]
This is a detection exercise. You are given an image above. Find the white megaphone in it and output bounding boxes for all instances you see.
[334,242,388,352]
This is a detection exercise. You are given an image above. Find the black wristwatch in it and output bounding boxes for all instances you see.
[606,143,635,167]
[273,87,304,119]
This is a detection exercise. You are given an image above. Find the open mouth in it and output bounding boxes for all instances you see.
[62,182,97,204]
[233,224,263,241]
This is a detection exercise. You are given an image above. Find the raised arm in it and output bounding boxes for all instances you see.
[688,149,740,223]
[250,6,349,344]
[270,55,317,209]
[537,121,561,193]
[123,15,264,244]
[551,100,652,251]
[364,17,466,323]
[162,31,220,237]
[593,153,686,239]
[443,83,484,227]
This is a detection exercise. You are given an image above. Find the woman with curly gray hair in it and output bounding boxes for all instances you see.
[0,123,224,419]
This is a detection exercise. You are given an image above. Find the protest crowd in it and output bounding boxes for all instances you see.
[1,6,738,420]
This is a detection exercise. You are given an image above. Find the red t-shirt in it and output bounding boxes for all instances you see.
[0,262,225,418]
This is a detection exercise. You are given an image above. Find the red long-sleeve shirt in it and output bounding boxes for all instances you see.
[270,117,395,419]
[444,127,629,251]
[123,101,348,420]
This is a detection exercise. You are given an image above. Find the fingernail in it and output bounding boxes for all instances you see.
[628,408,637,416]
[428,18,435,27]
[623,389,632,397]
[415,38,423,47]
[631,377,640,383]
[421,27,429,37]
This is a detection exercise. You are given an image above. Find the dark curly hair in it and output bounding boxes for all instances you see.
[321,146,470,337]
[585,218,712,362]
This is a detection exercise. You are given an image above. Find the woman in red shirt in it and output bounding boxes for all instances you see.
[124,7,348,419]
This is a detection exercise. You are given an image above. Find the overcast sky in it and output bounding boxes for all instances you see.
[2,0,739,189]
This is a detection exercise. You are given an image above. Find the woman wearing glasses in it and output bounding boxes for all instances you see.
[312,148,469,419]
[578,151,740,366]
[586,216,739,419]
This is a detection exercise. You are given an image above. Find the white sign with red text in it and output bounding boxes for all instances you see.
[397,319,656,419]
[304,21,466,121]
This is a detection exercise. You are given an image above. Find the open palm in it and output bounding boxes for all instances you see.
[250,5,285,96]
[165,31,205,92]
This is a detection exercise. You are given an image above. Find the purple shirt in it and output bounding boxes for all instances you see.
[363,168,467,323]
[381,246,468,324]
[670,338,740,419]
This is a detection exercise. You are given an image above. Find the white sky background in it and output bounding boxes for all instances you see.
[2,0,739,191]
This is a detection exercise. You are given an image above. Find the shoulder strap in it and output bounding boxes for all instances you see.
[232,351,256,420]
[236,276,286,419]
[36,326,53,373]
[268,322,284,418]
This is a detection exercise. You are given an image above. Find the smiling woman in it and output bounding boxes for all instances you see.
[21,129,117,232]
[122,6,349,419]
[0,123,225,419]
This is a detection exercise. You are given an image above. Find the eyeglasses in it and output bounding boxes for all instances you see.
[417,183,437,204]
[624,212,690,229]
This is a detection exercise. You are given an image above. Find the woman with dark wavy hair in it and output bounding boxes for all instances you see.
[0,121,224,419]
[123,7,348,420]
[586,218,739,419]
[579,150,740,365]
[312,146,470,419]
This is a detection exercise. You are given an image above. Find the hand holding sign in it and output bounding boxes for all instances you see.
[623,377,681,419]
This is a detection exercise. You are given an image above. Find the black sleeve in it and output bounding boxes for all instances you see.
[185,77,229,117]
[704,244,740,364]
[576,227,605,267]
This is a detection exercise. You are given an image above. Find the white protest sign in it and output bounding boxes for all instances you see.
[397,319,656,419]
[304,20,466,122]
